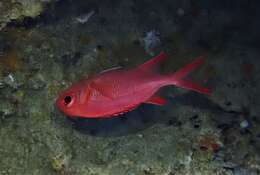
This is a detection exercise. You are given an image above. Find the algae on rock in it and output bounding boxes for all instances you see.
[0,0,55,30]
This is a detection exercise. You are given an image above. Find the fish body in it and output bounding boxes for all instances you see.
[56,52,211,118]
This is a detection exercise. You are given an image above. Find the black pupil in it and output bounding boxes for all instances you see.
[64,96,72,104]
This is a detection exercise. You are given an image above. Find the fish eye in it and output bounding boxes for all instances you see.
[64,96,72,105]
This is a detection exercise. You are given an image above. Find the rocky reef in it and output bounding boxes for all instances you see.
[0,0,260,174]
[0,0,56,30]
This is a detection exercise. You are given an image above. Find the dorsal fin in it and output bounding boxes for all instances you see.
[138,51,168,72]
[99,66,122,74]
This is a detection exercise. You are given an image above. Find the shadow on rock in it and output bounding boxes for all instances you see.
[57,89,237,137]
[66,104,161,137]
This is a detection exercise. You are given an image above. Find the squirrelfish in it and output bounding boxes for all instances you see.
[56,52,211,118]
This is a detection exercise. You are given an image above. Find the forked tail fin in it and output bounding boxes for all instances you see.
[172,78,211,95]
[138,52,168,72]
[167,54,212,95]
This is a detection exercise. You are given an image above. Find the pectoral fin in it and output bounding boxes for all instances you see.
[90,81,114,100]
[145,96,167,106]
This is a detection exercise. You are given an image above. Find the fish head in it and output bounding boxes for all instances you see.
[56,87,81,117]
[56,79,105,118]
[56,78,92,117]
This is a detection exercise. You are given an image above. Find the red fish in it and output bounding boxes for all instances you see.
[56,52,211,118]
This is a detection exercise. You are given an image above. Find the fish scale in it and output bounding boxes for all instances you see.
[56,51,211,118]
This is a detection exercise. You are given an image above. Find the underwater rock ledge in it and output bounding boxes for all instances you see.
[0,0,58,31]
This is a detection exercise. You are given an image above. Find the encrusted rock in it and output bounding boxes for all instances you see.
[0,0,57,31]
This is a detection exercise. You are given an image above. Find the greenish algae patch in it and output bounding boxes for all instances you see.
[0,0,55,31]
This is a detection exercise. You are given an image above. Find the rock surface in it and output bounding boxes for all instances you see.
[0,0,56,31]
[0,0,260,174]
